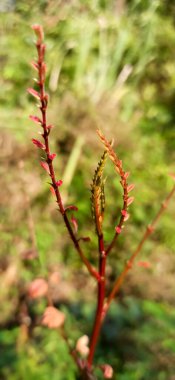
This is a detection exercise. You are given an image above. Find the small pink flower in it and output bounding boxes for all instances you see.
[28,278,48,299]
[101,364,113,379]
[76,335,89,357]
[42,306,65,329]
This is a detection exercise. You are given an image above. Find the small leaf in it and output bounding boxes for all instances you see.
[50,186,55,196]
[31,61,39,71]
[123,172,130,180]
[42,306,65,329]
[40,161,50,174]
[65,205,78,212]
[78,236,91,243]
[47,124,54,130]
[48,153,56,161]
[127,196,134,206]
[27,88,40,100]
[71,216,78,233]
[29,115,42,124]
[32,138,45,149]
[127,184,135,192]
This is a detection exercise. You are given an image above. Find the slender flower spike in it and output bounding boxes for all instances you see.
[32,138,45,149]
[42,306,65,329]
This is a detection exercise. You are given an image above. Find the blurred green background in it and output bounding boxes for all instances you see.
[1,0,175,379]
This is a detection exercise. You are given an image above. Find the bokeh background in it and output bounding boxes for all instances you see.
[1,1,175,379]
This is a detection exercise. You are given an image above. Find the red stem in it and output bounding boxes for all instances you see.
[87,233,106,368]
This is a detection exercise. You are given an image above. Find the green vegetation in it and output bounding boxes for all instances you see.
[1,1,175,379]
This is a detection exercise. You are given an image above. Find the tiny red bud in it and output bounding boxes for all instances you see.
[55,180,63,187]
[115,226,122,234]
[48,153,56,161]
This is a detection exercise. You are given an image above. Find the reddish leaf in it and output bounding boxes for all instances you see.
[31,61,39,71]
[47,125,54,130]
[71,216,78,233]
[32,138,45,149]
[50,186,55,196]
[27,88,40,100]
[42,306,65,329]
[127,196,134,206]
[123,172,130,180]
[65,205,78,212]
[40,161,50,174]
[127,184,135,193]
[48,153,56,161]
[29,115,42,124]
